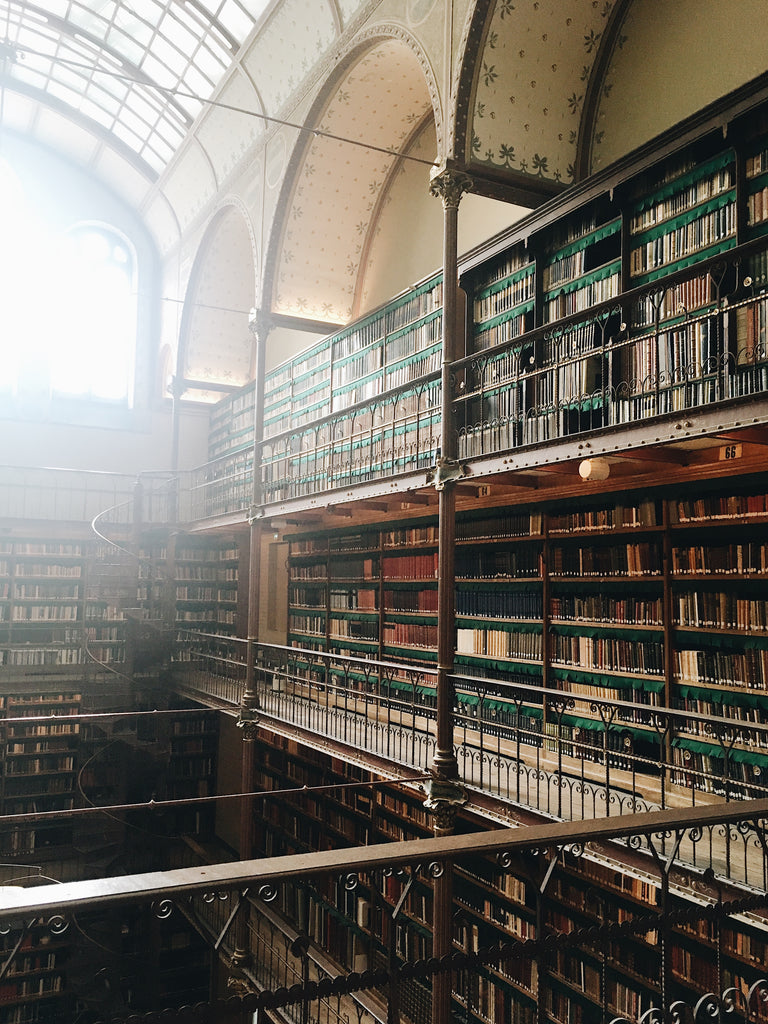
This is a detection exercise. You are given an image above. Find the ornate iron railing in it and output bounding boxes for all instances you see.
[3,801,768,1024]
[172,637,768,887]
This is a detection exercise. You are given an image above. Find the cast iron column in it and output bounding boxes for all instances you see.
[426,164,473,1024]
[230,311,270,986]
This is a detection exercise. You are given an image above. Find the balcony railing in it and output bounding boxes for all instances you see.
[3,798,768,1024]
[172,636,768,889]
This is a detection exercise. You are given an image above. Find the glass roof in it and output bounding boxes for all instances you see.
[0,0,270,177]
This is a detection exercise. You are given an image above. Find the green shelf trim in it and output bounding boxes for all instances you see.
[747,167,768,192]
[456,617,542,633]
[385,613,437,625]
[633,150,734,212]
[289,399,331,424]
[551,623,663,641]
[544,258,621,297]
[550,666,666,692]
[481,699,543,718]
[676,684,768,708]
[672,736,768,765]
[560,715,652,741]
[386,308,443,346]
[292,362,332,389]
[384,580,439,590]
[632,237,736,285]
[675,631,768,652]
[332,366,384,394]
[384,645,438,662]
[454,654,543,676]
[475,300,536,333]
[385,340,442,371]
[747,219,768,241]
[328,639,379,653]
[332,344,384,372]
[547,217,622,260]
[328,609,379,621]
[457,580,542,591]
[475,264,536,302]
[632,191,735,245]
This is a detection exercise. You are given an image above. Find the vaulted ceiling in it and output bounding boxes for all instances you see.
[3,0,768,397]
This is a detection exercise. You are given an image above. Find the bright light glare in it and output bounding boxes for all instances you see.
[0,159,135,402]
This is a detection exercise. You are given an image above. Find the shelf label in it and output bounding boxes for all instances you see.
[719,443,742,461]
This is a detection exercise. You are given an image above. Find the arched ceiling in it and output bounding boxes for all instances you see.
[270,36,438,325]
[465,0,622,188]
[0,0,366,240]
[182,205,255,397]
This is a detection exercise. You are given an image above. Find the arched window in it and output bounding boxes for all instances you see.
[0,160,136,404]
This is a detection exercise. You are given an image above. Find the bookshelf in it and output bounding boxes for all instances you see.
[174,534,247,639]
[0,926,71,1023]
[281,478,768,795]
[208,381,256,461]
[1,689,81,856]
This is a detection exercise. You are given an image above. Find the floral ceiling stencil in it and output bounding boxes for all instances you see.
[185,208,255,388]
[469,0,616,185]
[273,38,435,324]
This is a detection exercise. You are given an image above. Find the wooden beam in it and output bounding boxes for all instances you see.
[612,448,689,466]
[715,428,768,446]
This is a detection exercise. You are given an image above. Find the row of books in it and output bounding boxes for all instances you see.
[330,590,377,610]
[330,618,378,641]
[383,590,438,612]
[474,268,535,322]
[746,185,768,226]
[671,542,768,574]
[176,545,238,561]
[456,589,543,619]
[382,622,437,648]
[630,164,734,233]
[385,313,442,363]
[10,605,79,620]
[674,592,768,631]
[549,499,657,533]
[542,248,587,290]
[382,525,439,546]
[473,308,532,352]
[381,553,439,579]
[632,273,713,326]
[669,490,768,522]
[630,202,736,275]
[456,547,541,579]
[549,595,663,624]
[616,318,718,382]
[544,269,620,322]
[457,511,543,539]
[540,320,605,366]
[549,543,662,577]
[385,347,441,390]
[735,296,768,355]
[331,346,382,389]
[675,647,768,688]
[456,628,542,660]
[11,583,80,598]
[550,635,664,675]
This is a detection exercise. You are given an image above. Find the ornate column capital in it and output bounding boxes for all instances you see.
[424,777,468,836]
[429,164,474,210]
[237,718,259,741]
[247,307,273,343]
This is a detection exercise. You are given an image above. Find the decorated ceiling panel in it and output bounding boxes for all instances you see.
[273,37,435,324]
[242,0,338,115]
[468,0,618,185]
[184,206,255,389]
